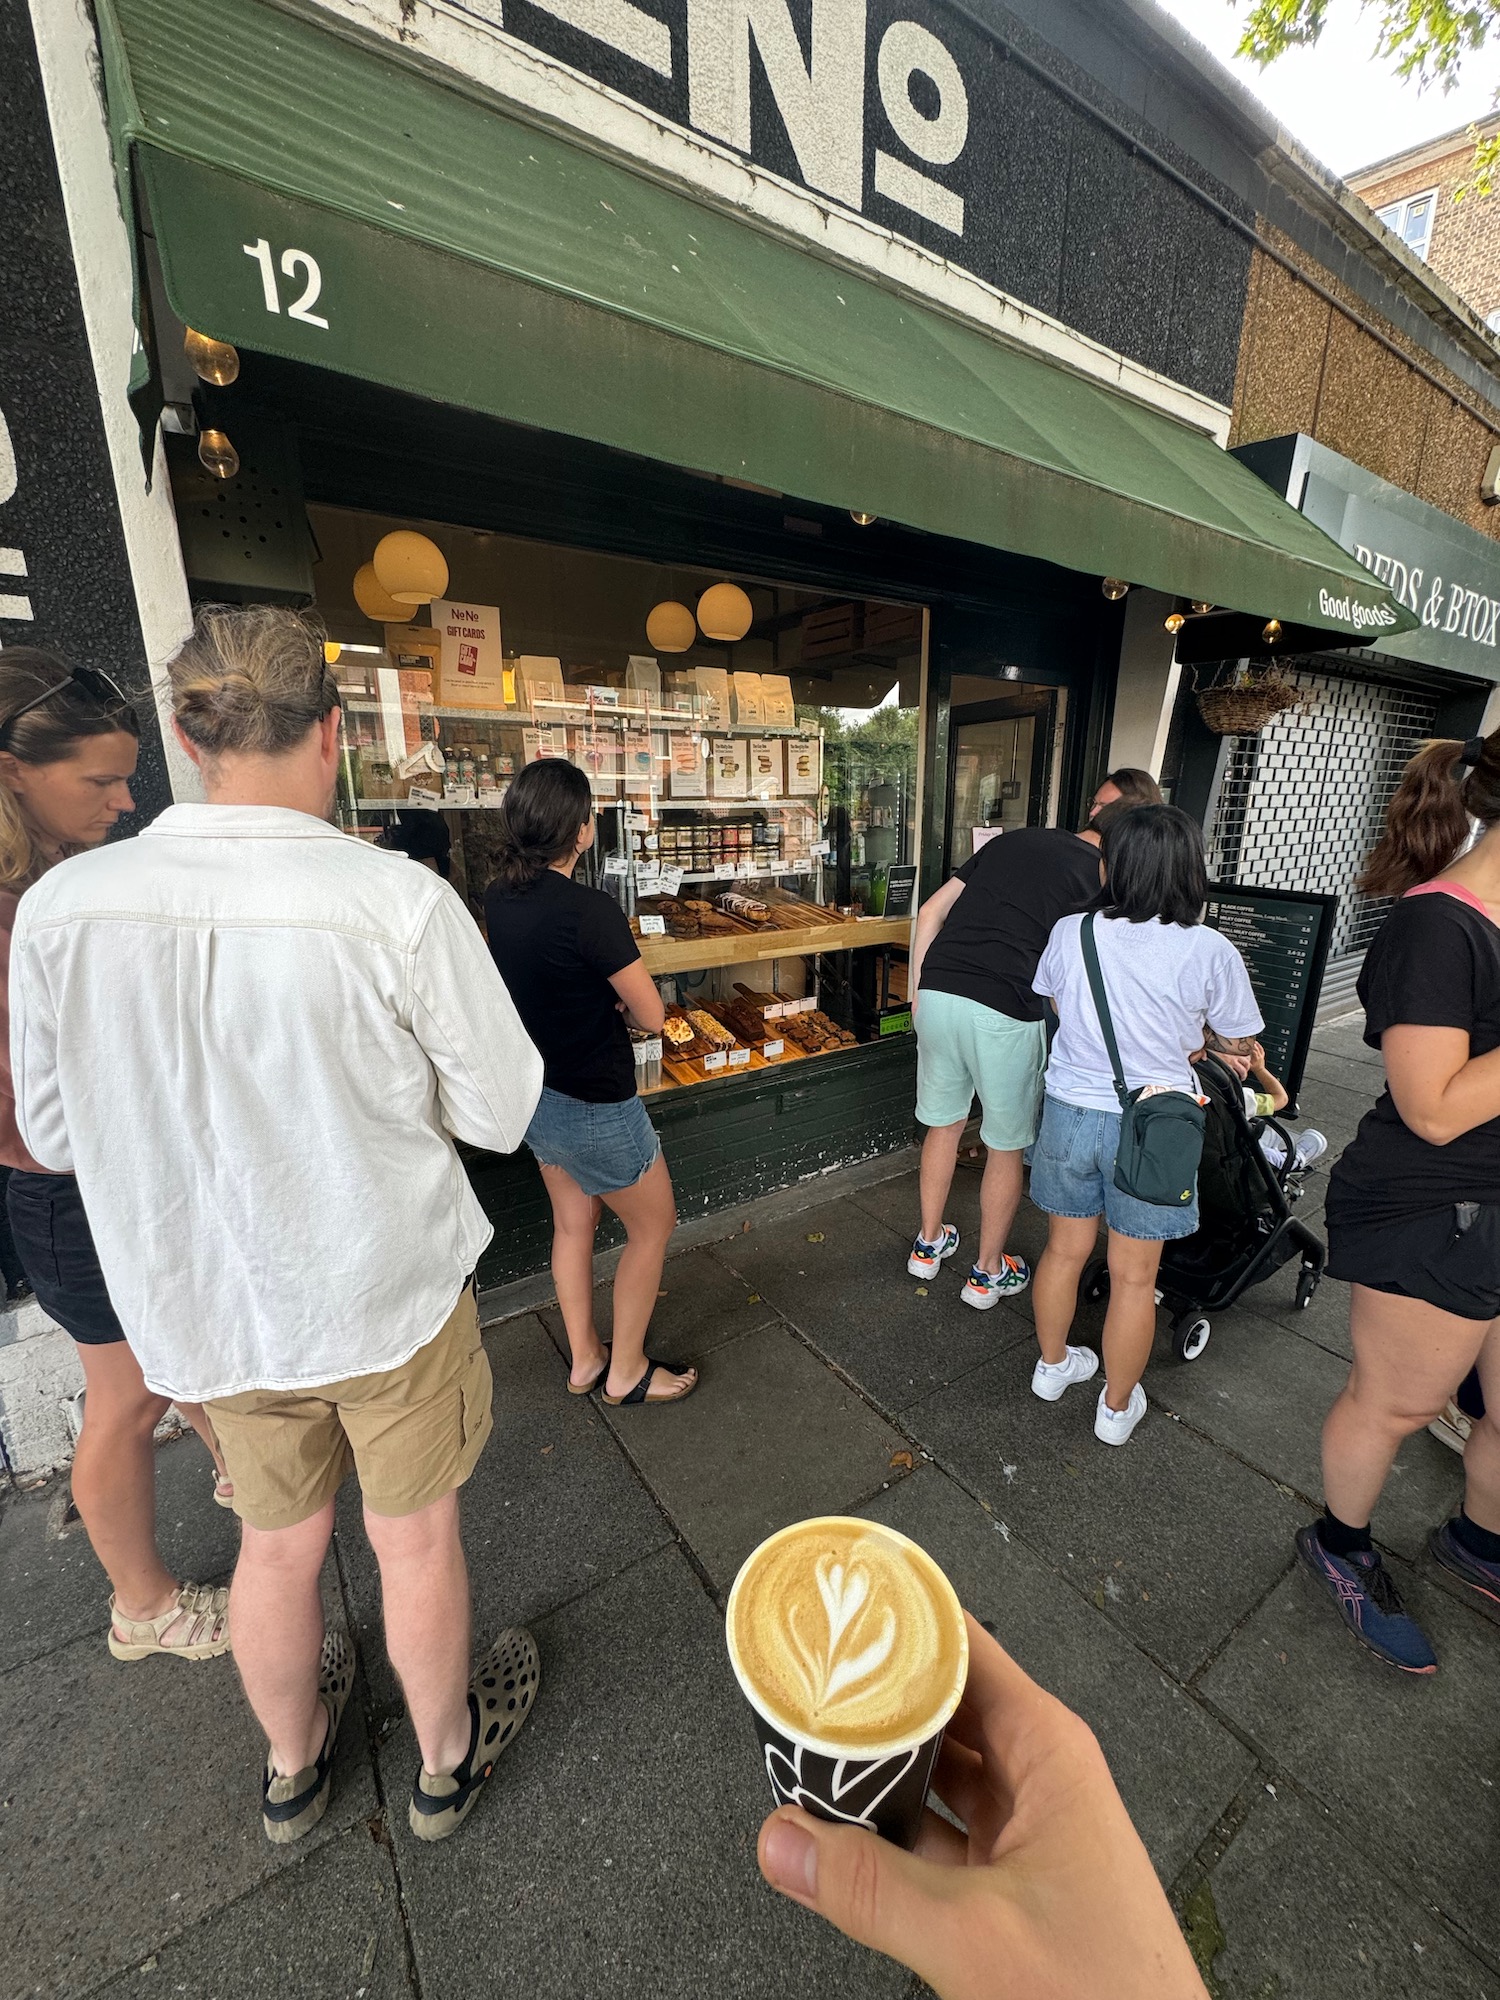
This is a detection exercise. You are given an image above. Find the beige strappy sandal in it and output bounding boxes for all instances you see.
[107,1581,232,1662]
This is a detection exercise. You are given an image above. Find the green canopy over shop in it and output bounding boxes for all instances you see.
[97,0,1413,641]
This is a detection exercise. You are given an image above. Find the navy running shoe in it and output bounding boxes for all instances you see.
[1294,1525,1437,1674]
[1429,1520,1500,1611]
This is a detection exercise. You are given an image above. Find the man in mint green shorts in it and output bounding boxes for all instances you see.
[908,823,1104,1308]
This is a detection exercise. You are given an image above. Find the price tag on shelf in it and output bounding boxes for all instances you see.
[796,996,818,1014]
[481,791,506,807]
[635,866,662,894]
[763,1039,785,1059]
[737,860,758,877]
[604,856,629,877]
[659,866,684,896]
[702,1050,728,1072]
[714,862,737,880]
[639,915,667,936]
[406,787,441,809]
[728,1047,751,1068]
[763,1000,786,1019]
[625,811,651,831]
[812,840,831,857]
[447,784,476,806]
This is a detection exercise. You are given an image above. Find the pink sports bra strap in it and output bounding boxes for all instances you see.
[1405,881,1495,920]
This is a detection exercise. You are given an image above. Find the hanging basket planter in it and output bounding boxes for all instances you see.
[1196,671,1305,736]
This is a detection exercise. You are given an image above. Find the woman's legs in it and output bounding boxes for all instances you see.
[1459,1318,1500,1534]
[1032,1213,1100,1365]
[601,1155,693,1402]
[1100,1233,1166,1413]
[1322,1285,1492,1529]
[72,1339,181,1622]
[538,1161,609,1387]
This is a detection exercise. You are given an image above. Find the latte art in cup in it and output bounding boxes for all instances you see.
[726,1517,968,1756]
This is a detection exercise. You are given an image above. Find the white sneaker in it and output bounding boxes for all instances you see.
[1291,1130,1328,1170]
[961,1256,1031,1310]
[1428,1399,1472,1455]
[908,1223,960,1278]
[1094,1383,1148,1446]
[1031,1345,1099,1401]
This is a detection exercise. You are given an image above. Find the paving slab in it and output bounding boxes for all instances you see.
[1197,1785,1496,1999]
[336,1312,672,1724]
[1200,1557,1500,1958]
[1308,1019,1381,1068]
[1143,1311,1462,1561]
[713,1197,1034,1415]
[1245,1256,1353,1363]
[384,1544,909,2000]
[92,1827,413,2000]
[905,1349,1310,1679]
[859,1467,1256,1885]
[1298,1045,1389,1099]
[534,1245,783,1370]
[0,1432,240,1674]
[599,1322,909,1592]
[0,1623,375,2000]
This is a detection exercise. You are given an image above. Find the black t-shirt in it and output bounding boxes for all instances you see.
[1329,892,1500,1222]
[920,828,1103,1023]
[483,870,640,1103]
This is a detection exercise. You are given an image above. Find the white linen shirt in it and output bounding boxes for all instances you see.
[10,804,544,1402]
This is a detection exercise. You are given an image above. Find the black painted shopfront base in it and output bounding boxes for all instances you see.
[464,1038,920,1289]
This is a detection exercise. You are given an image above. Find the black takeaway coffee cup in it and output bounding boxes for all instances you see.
[725,1515,969,1850]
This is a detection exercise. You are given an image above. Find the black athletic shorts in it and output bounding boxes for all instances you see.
[6,1170,126,1345]
[1325,1196,1500,1323]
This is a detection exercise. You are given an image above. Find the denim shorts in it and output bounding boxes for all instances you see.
[525,1087,661,1198]
[1028,1094,1200,1242]
[7,1170,127,1345]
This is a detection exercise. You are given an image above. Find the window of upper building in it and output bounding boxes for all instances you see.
[1376,188,1438,261]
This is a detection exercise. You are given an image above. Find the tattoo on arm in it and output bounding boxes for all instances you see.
[1203,1029,1257,1056]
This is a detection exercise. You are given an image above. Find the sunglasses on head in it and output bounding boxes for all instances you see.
[0,666,130,751]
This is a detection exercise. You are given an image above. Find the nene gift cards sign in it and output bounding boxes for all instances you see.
[434,600,505,707]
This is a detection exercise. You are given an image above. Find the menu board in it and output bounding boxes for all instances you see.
[1201,885,1338,1112]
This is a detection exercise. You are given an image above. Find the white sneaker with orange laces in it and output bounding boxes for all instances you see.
[961,1256,1031,1310]
[908,1224,960,1278]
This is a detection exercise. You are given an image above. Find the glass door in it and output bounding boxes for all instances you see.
[946,685,1066,868]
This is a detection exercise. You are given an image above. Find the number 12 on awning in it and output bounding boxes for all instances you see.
[242,238,329,328]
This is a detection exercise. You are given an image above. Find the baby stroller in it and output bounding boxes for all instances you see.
[1080,1053,1326,1364]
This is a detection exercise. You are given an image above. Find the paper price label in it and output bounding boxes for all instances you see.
[728,1047,751,1067]
[446,784,476,806]
[659,867,684,896]
[481,791,506,808]
[763,1039,785,1058]
[763,1001,786,1019]
[812,840,831,857]
[635,866,662,893]
[796,996,817,1014]
[639,915,667,936]
[604,855,629,877]
[625,811,651,831]
[714,862,737,880]
[738,860,758,877]
[702,1050,728,1072]
[406,787,441,809]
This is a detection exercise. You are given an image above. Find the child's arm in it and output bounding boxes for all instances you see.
[1247,1041,1289,1112]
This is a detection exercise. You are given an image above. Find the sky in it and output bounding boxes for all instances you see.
[1155,0,1500,178]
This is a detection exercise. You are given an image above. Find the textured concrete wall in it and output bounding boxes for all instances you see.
[1355,146,1500,326]
[1231,221,1500,542]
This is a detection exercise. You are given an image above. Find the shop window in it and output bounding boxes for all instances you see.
[1375,188,1437,261]
[310,506,924,1088]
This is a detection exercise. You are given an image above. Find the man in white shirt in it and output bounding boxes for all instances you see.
[12,605,544,1847]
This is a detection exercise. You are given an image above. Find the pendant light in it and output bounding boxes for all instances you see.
[1101,578,1130,601]
[184,328,240,386]
[373,529,449,606]
[353,561,410,622]
[197,429,239,479]
[646,601,697,653]
[1261,618,1283,646]
[850,511,877,527]
[1164,611,1186,635]
[696,582,754,642]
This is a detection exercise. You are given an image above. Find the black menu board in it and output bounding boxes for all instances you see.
[1202,886,1339,1114]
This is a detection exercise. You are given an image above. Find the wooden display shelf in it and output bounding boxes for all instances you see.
[639,1039,810,1093]
[638,915,911,975]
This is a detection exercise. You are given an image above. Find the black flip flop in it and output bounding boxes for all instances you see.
[601,1357,698,1407]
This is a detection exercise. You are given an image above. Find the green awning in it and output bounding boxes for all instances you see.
[97,0,1414,640]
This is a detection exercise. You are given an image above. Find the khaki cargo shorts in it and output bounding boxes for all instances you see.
[206,1285,493,1531]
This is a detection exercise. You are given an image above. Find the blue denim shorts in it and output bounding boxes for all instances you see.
[525,1087,661,1198]
[1028,1094,1200,1242]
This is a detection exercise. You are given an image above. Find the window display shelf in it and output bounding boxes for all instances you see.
[341,699,811,736]
[638,915,911,975]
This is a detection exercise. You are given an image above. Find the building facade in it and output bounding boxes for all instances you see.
[1348,122,1500,329]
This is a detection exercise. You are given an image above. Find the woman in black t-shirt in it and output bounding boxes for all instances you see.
[1295,731,1500,1673]
[485,761,695,1408]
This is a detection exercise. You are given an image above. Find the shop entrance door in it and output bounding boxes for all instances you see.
[947,685,1067,868]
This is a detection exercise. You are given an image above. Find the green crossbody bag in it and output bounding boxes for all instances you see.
[1079,913,1205,1209]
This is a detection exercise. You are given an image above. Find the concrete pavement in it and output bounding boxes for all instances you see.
[1,1015,1497,2000]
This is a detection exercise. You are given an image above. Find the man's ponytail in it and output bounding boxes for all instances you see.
[1360,731,1500,897]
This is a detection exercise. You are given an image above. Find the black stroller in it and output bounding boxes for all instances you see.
[1081,1053,1326,1364]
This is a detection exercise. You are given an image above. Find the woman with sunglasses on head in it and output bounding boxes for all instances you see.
[0,651,230,1661]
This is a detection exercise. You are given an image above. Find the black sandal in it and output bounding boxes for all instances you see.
[566,1343,611,1397]
[601,1358,698,1407]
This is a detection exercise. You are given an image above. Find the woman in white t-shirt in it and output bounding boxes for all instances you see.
[1028,806,1263,1446]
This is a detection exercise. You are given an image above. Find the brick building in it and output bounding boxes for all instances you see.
[1349,122,1500,328]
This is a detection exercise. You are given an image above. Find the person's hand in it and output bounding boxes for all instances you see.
[757,1614,1207,2000]
[1249,1040,1267,1072]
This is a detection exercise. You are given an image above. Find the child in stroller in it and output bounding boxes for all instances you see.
[1082,1048,1327,1364]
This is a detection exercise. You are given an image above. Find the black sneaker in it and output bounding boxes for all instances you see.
[1429,1520,1500,1612]
[1294,1525,1437,1675]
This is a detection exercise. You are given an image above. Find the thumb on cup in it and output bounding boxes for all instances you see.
[758,1806,960,1984]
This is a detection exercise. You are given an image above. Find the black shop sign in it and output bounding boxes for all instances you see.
[1202,885,1339,1114]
